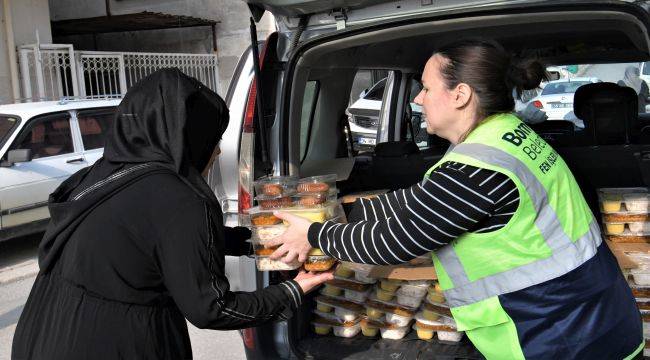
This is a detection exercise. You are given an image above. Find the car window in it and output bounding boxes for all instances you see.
[541,81,592,95]
[300,81,319,162]
[77,108,116,150]
[11,112,74,159]
[0,115,19,146]
[347,69,390,151]
[365,78,387,100]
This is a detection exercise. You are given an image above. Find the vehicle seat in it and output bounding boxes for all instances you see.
[530,120,575,147]
[574,82,638,145]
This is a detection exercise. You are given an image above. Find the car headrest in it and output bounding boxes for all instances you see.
[574,82,638,144]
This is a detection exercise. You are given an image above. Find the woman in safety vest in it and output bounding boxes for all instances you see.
[269,39,643,359]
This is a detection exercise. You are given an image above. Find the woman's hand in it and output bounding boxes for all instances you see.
[268,211,313,263]
[293,269,334,294]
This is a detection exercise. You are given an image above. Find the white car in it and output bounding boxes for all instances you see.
[0,99,121,241]
[347,77,425,149]
[530,77,601,121]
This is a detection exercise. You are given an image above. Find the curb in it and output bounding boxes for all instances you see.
[0,259,39,285]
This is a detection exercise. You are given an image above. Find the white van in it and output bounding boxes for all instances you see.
[208,1,650,358]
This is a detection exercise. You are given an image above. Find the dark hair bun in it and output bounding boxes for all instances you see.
[507,59,548,92]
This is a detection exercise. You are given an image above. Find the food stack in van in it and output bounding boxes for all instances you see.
[599,187,650,353]
[249,174,341,271]
[310,257,465,343]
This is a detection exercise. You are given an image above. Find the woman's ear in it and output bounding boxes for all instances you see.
[454,83,473,109]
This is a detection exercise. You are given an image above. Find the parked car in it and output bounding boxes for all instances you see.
[346,77,426,149]
[0,99,120,241]
[530,77,601,121]
[209,1,650,358]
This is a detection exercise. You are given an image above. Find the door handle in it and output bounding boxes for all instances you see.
[66,157,85,164]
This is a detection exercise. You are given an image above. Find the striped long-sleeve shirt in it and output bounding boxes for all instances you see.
[307,161,520,265]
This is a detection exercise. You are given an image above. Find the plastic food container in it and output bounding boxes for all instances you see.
[379,324,411,340]
[360,317,382,337]
[251,224,287,242]
[399,281,430,298]
[305,255,336,272]
[643,321,650,338]
[623,193,650,212]
[354,271,377,284]
[317,303,334,313]
[256,195,294,210]
[334,264,354,278]
[605,223,626,234]
[422,301,453,320]
[252,243,278,257]
[376,288,395,302]
[380,279,403,292]
[385,310,414,327]
[437,317,463,342]
[633,273,650,286]
[293,192,335,207]
[366,305,385,320]
[345,288,371,303]
[322,284,344,297]
[297,174,337,195]
[282,201,340,223]
[598,188,649,213]
[427,284,446,304]
[250,211,283,226]
[333,322,361,338]
[629,222,650,233]
[254,176,298,198]
[414,314,463,342]
[396,290,425,308]
[315,296,364,322]
[312,323,332,335]
[255,256,301,271]
[408,253,433,265]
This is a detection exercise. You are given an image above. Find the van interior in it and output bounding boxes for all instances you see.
[253,4,650,359]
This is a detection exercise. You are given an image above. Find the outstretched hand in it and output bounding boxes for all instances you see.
[293,269,334,294]
[267,211,313,263]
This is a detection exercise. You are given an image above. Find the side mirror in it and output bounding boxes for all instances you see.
[1,149,32,167]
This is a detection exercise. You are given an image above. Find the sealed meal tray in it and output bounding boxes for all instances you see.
[251,224,287,242]
[603,221,650,235]
[314,296,365,322]
[282,201,342,222]
[631,285,650,298]
[256,195,294,210]
[255,255,301,271]
[254,176,298,198]
[598,188,650,213]
[325,279,373,293]
[379,323,411,340]
[359,316,384,337]
[297,174,337,195]
[292,192,336,207]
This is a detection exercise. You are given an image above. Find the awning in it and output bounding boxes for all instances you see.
[51,11,218,36]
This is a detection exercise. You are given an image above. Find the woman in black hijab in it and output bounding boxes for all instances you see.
[12,68,331,360]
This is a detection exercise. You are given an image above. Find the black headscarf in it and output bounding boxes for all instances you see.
[38,68,230,273]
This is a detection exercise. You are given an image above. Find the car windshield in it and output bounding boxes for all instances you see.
[541,81,592,95]
[0,115,18,143]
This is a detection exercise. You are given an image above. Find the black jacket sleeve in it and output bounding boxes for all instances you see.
[223,226,252,256]
[156,200,303,330]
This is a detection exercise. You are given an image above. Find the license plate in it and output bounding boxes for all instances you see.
[550,103,571,108]
[359,137,376,145]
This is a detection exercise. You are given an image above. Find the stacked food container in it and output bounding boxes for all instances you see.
[599,187,650,355]
[310,260,465,343]
[249,175,341,271]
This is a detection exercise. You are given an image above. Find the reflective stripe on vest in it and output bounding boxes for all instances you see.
[437,142,602,308]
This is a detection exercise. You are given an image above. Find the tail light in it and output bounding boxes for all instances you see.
[242,328,255,349]
[532,100,543,109]
[238,35,272,223]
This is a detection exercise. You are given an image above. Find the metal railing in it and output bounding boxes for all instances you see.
[18,44,219,102]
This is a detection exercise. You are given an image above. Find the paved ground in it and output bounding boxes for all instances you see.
[0,235,246,360]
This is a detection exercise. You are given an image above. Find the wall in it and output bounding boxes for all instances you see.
[49,0,275,95]
[0,0,52,104]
